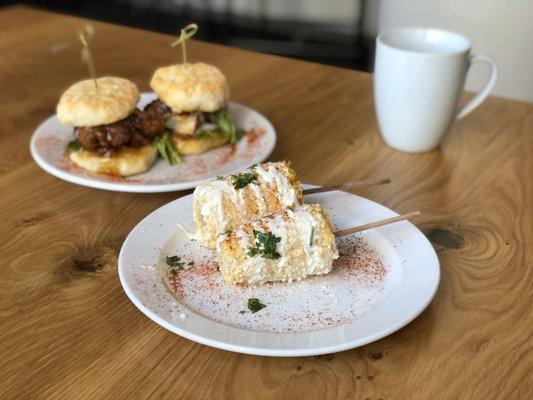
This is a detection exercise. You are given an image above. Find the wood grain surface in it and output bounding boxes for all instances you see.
[1,5,531,400]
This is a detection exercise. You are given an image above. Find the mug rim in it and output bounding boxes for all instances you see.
[377,27,471,57]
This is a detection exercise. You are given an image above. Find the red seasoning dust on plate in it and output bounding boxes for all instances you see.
[35,133,62,152]
[58,128,265,182]
[164,235,390,333]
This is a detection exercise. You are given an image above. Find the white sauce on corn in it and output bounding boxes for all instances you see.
[233,211,290,282]
[254,163,299,207]
[293,206,322,274]
[193,162,300,247]
[248,181,266,215]
[196,180,229,235]
[223,204,337,285]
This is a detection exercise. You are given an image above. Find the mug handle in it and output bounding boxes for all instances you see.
[455,54,498,120]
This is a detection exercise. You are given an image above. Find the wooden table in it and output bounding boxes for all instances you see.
[1,6,531,399]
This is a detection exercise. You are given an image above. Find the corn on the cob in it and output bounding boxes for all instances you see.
[215,204,338,285]
[193,161,303,248]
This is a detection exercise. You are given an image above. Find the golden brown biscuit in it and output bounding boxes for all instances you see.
[171,132,229,155]
[69,145,157,177]
[150,63,229,113]
[57,77,139,127]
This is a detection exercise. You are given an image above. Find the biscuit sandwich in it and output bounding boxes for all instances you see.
[149,62,242,155]
[58,76,177,176]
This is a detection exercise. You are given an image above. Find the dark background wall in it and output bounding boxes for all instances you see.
[1,0,376,71]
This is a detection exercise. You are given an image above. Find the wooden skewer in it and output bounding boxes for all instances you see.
[78,24,98,88]
[302,178,390,196]
[334,211,421,238]
[171,23,198,65]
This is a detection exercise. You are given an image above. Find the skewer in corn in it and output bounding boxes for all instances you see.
[302,178,390,195]
[192,161,389,248]
[215,204,419,285]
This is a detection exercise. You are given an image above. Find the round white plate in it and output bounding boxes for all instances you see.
[30,92,276,193]
[118,187,440,357]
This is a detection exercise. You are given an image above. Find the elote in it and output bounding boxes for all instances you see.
[193,161,303,248]
[215,203,338,285]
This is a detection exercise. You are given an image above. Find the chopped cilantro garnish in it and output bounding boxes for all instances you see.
[67,139,80,151]
[247,229,281,259]
[154,132,181,165]
[309,227,315,246]
[166,255,182,267]
[188,261,195,266]
[247,298,266,313]
[247,247,261,257]
[231,172,258,189]
[166,255,185,275]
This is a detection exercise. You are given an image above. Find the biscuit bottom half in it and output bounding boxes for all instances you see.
[170,131,229,155]
[69,145,157,177]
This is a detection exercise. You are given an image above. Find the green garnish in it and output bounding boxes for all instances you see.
[188,261,195,266]
[247,229,281,259]
[247,298,266,313]
[210,108,243,143]
[216,176,224,180]
[166,255,185,275]
[231,172,258,189]
[235,129,245,142]
[309,227,315,246]
[154,132,181,165]
[247,247,260,257]
[67,139,80,151]
[195,129,219,139]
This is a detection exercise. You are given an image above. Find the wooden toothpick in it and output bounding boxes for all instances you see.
[302,178,390,196]
[171,23,198,65]
[78,24,98,88]
[334,211,421,238]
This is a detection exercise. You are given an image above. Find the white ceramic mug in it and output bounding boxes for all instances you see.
[374,28,497,152]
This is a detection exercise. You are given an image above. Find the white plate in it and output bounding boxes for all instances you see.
[118,187,440,356]
[29,92,276,192]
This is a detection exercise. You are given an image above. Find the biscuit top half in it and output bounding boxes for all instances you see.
[57,77,139,127]
[150,63,229,113]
